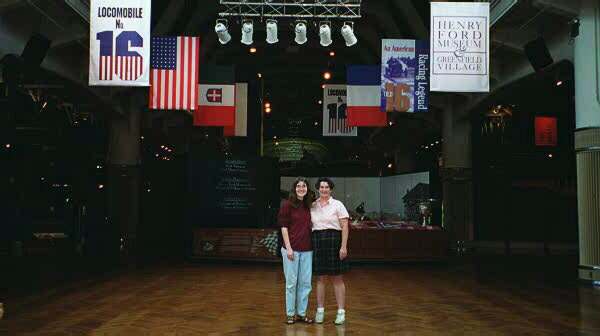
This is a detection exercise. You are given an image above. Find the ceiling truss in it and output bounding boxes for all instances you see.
[218,0,361,19]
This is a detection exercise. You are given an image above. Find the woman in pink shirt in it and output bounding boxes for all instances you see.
[278,177,315,324]
[311,177,349,325]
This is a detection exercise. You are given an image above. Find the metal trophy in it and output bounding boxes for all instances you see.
[418,200,432,227]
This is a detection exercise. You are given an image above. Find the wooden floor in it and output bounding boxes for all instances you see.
[1,260,600,335]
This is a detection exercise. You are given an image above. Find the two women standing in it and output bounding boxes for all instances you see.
[278,177,350,325]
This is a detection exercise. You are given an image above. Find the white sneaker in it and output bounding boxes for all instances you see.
[334,310,345,325]
[315,308,324,324]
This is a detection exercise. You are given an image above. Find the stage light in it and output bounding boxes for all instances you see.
[295,21,307,45]
[266,19,278,44]
[329,51,335,57]
[321,84,326,89]
[241,20,254,45]
[215,20,231,45]
[98,184,104,189]
[323,71,331,80]
[265,107,272,113]
[257,73,262,78]
[264,102,271,108]
[387,163,393,169]
[314,121,318,126]
[5,144,10,149]
[319,22,332,47]
[556,80,563,86]
[548,154,553,158]
[341,22,357,47]
[318,100,322,104]
[249,47,257,53]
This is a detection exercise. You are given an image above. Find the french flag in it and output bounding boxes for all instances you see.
[347,65,387,127]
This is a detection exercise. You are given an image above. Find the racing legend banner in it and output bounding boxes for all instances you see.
[381,39,429,113]
[89,0,151,86]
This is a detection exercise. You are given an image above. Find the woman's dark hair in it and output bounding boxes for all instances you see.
[315,177,335,190]
[288,177,315,208]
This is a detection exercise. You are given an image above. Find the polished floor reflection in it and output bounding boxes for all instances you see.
[1,259,599,335]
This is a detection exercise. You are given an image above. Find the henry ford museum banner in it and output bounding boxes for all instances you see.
[381,39,429,113]
[89,0,151,86]
[430,2,489,92]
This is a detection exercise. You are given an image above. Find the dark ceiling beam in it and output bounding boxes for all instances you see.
[390,0,428,40]
[153,0,186,35]
[361,0,402,38]
[0,0,22,12]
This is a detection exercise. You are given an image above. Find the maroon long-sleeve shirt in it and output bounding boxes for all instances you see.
[277,200,312,251]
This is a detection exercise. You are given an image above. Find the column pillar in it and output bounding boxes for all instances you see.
[441,95,474,253]
[574,0,600,282]
[106,90,143,259]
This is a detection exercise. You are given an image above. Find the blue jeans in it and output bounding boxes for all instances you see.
[281,247,313,317]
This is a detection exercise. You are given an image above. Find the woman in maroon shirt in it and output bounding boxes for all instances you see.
[278,177,315,324]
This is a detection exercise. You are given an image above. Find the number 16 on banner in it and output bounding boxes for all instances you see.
[384,83,411,112]
[89,0,151,86]
[96,31,145,82]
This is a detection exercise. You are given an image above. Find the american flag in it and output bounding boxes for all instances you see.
[149,36,200,110]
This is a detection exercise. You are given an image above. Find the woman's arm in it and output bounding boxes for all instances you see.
[339,218,349,260]
[278,202,294,261]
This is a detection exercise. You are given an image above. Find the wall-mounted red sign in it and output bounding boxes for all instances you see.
[535,116,557,146]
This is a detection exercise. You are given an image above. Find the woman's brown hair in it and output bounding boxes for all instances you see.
[288,177,315,208]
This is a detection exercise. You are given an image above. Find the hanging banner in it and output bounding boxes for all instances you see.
[381,39,429,113]
[323,84,357,137]
[89,0,151,86]
[430,2,489,92]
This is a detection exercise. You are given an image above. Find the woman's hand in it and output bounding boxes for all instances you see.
[287,248,295,261]
[339,247,347,260]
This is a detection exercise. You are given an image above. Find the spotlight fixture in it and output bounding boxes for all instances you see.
[215,19,231,45]
[294,20,308,45]
[241,20,254,45]
[319,21,332,47]
[556,80,563,86]
[323,71,332,80]
[329,51,335,57]
[341,21,357,47]
[266,19,278,44]
[249,47,257,53]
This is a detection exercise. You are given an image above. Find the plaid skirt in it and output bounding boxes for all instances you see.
[312,229,349,275]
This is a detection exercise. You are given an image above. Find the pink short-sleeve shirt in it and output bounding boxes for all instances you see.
[311,197,349,231]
